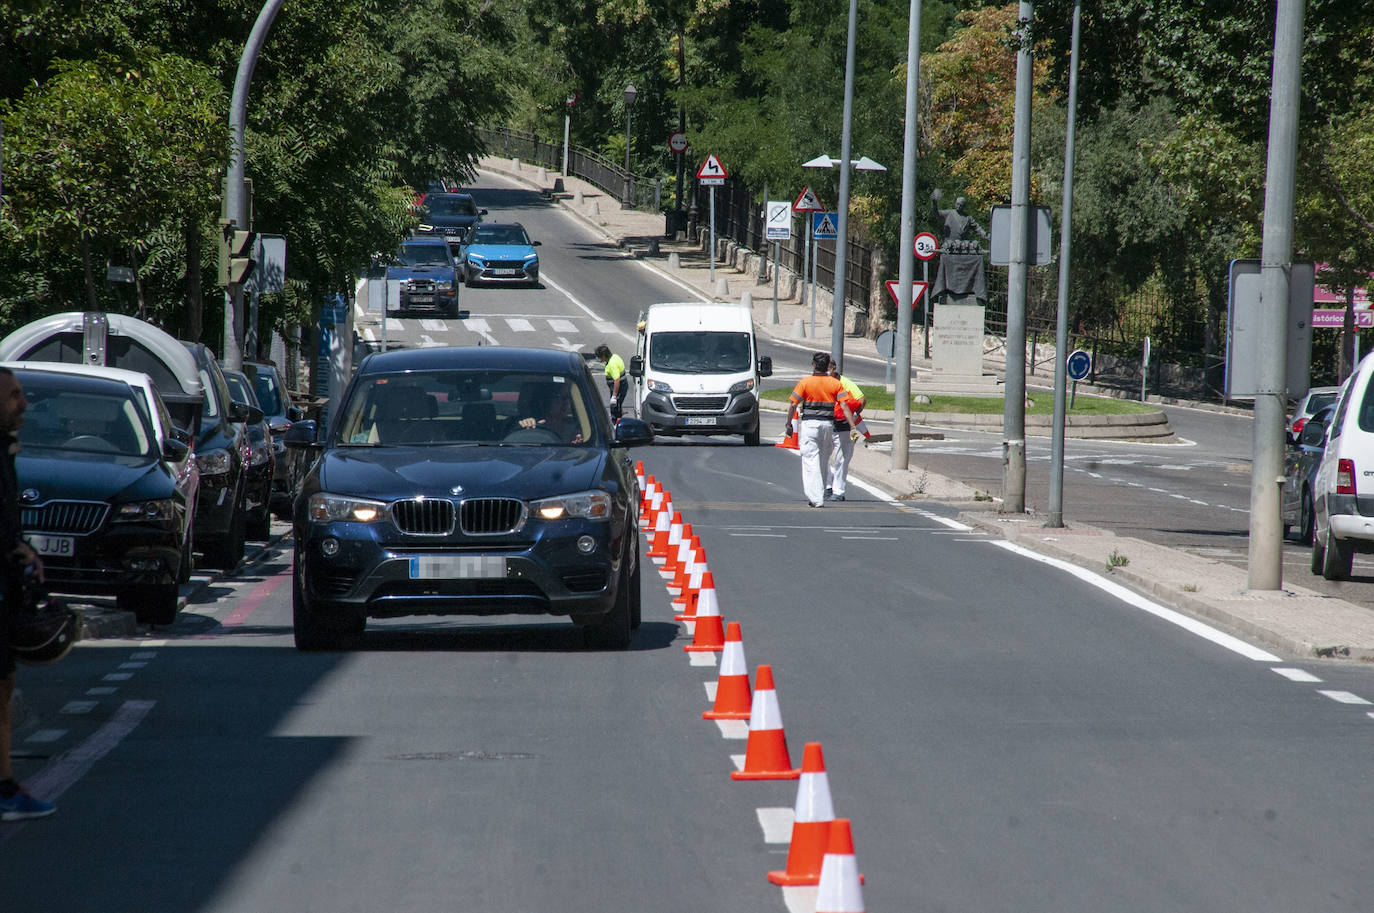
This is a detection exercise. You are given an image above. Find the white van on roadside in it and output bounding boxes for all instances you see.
[1311,357,1374,579]
[628,301,772,445]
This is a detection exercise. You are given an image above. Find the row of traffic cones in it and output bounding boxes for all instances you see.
[634,460,867,909]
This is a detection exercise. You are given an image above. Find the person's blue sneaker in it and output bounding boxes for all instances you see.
[0,789,56,821]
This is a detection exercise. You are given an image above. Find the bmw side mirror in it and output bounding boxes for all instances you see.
[284,420,321,449]
[757,355,773,378]
[629,356,644,378]
[288,405,305,422]
[613,417,654,447]
[162,437,190,463]
[228,401,264,425]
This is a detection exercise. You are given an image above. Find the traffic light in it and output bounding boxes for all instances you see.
[217,219,257,286]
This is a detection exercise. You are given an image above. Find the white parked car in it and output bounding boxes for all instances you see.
[1310,365,1374,579]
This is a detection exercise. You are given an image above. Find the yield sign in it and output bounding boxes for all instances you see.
[696,154,727,185]
[884,280,930,310]
[793,186,824,212]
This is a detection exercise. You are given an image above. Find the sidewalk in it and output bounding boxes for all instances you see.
[483,155,1374,662]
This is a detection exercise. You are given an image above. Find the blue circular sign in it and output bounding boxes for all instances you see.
[1066,349,1092,381]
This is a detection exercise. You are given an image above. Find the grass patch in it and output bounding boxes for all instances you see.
[761,385,1157,416]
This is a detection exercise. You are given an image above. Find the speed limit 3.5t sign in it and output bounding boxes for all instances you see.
[914,231,938,260]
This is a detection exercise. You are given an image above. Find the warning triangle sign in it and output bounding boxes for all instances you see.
[884,280,930,309]
[793,186,824,212]
[696,154,727,181]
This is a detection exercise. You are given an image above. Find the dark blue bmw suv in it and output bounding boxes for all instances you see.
[286,346,653,650]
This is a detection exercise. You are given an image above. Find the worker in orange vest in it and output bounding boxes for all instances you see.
[782,352,858,508]
[826,359,868,502]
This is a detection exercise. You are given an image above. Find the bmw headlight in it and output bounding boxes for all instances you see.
[647,379,674,394]
[196,447,232,476]
[530,490,612,521]
[728,378,756,394]
[418,223,434,232]
[116,499,176,521]
[251,443,273,466]
[308,493,388,523]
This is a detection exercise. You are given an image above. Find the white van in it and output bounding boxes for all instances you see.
[1311,357,1374,579]
[628,301,772,445]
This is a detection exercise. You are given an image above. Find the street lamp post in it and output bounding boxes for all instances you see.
[801,154,886,355]
[622,83,638,208]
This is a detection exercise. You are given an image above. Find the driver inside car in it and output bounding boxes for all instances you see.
[515,383,584,444]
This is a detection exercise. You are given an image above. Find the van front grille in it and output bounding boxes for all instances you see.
[672,395,729,413]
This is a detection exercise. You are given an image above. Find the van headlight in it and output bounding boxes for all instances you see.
[729,378,755,394]
[530,491,612,520]
[647,379,674,394]
[308,493,388,523]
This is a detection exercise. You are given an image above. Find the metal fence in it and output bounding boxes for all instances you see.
[478,126,661,212]
[691,178,874,313]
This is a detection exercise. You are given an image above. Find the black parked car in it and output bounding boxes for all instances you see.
[415,191,486,241]
[14,368,193,625]
[285,346,653,651]
[223,369,276,541]
[244,361,308,519]
[182,342,262,571]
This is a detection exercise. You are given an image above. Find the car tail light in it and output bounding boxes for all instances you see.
[1337,458,1356,495]
[1292,417,1307,435]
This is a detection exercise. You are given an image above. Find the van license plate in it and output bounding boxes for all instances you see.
[25,534,74,558]
[685,416,718,426]
[409,556,506,580]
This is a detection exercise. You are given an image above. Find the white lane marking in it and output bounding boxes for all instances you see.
[757,807,795,844]
[688,651,716,667]
[360,326,377,342]
[783,886,820,913]
[841,536,899,541]
[118,662,146,670]
[1273,667,1322,682]
[419,335,443,348]
[730,753,746,771]
[507,318,535,332]
[715,720,749,740]
[130,652,157,659]
[461,318,500,346]
[25,730,65,743]
[704,682,718,701]
[420,319,447,332]
[548,318,577,333]
[86,687,117,696]
[1318,690,1371,705]
[102,673,134,682]
[634,258,714,302]
[540,272,605,322]
[730,533,787,538]
[990,540,1282,662]
[60,702,98,715]
[386,317,404,333]
[594,321,619,335]
[552,336,582,352]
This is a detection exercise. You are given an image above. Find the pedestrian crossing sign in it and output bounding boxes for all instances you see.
[696,154,727,186]
[793,186,824,212]
[811,212,839,239]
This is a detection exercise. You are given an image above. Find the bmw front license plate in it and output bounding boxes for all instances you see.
[25,533,74,558]
[685,416,718,426]
[409,555,506,580]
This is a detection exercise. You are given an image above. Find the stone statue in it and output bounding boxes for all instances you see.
[929,188,988,305]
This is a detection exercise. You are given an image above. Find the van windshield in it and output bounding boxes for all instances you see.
[649,331,751,374]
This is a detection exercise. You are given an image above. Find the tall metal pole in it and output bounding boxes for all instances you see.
[223,0,285,373]
[1001,0,1033,513]
[1248,0,1305,590]
[830,0,860,371]
[1047,1,1082,529]
[892,0,923,470]
[562,104,570,176]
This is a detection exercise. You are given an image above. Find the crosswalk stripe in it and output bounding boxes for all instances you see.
[548,318,577,333]
[507,318,535,332]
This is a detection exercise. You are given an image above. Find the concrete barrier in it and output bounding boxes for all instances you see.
[668,252,680,270]
[714,277,730,297]
[792,318,807,338]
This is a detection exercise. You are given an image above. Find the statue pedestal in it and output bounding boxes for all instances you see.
[915,302,1002,397]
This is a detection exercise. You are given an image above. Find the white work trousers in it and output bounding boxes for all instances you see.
[799,419,834,506]
[829,425,854,497]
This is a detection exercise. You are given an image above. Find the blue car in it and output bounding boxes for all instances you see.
[284,346,654,651]
[384,236,460,317]
[460,222,541,287]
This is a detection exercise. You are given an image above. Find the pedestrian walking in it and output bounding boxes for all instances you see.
[782,353,857,508]
[0,368,55,821]
[825,361,867,502]
[595,344,627,420]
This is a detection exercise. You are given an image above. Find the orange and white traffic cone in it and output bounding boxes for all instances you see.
[683,572,725,652]
[660,512,685,578]
[647,500,673,561]
[703,622,752,720]
[673,536,702,609]
[776,417,799,450]
[815,819,865,913]
[667,525,695,592]
[634,460,645,488]
[768,742,853,885]
[730,665,800,780]
[674,539,706,621]
[640,476,657,524]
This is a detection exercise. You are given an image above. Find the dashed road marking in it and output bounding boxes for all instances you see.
[1318,690,1371,705]
[1273,667,1322,682]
